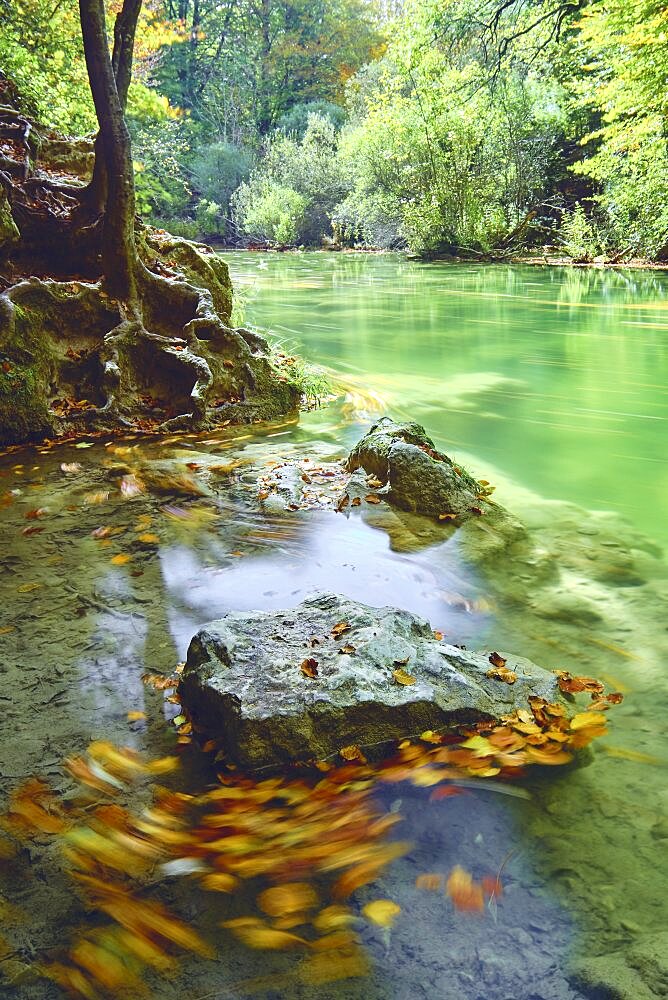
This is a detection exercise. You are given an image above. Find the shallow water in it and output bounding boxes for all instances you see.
[1,255,667,999]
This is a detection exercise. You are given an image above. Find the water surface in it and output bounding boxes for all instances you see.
[1,254,667,999]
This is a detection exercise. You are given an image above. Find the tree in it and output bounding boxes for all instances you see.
[0,0,297,443]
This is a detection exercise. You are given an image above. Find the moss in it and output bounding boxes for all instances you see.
[0,362,54,444]
[0,190,20,251]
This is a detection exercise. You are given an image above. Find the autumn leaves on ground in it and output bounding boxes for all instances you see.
[0,645,621,998]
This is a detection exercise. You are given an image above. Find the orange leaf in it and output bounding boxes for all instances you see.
[300,658,319,679]
[446,866,484,912]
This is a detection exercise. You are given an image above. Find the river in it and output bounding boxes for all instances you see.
[0,253,666,1000]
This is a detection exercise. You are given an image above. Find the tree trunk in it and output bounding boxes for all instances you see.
[79,0,141,304]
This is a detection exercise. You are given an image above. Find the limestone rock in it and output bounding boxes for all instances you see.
[346,417,486,518]
[179,591,567,768]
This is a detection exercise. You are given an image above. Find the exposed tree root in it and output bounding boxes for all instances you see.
[0,103,300,444]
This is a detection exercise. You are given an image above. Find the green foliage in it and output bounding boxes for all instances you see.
[194,199,225,237]
[130,118,191,220]
[559,204,602,262]
[189,143,253,233]
[156,0,382,138]
[338,55,567,253]
[277,101,347,137]
[0,0,95,132]
[233,115,349,245]
[233,180,308,245]
[570,0,668,259]
[268,340,332,405]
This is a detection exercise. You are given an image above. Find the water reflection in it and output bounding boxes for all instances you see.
[227,254,668,539]
[1,256,667,998]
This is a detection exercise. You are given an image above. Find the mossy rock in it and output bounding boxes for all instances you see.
[0,188,19,251]
[143,230,233,324]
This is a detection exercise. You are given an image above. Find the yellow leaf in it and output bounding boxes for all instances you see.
[110,554,131,565]
[137,533,160,544]
[17,582,41,593]
[258,883,318,917]
[362,899,401,928]
[126,711,146,722]
[570,712,608,730]
[392,668,416,686]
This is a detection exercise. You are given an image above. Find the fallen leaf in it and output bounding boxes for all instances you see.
[257,883,318,917]
[339,643,356,655]
[127,711,146,722]
[364,495,382,504]
[17,582,41,593]
[222,917,307,950]
[486,665,517,685]
[416,874,443,891]
[362,899,401,928]
[392,668,416,686]
[488,652,507,669]
[200,872,238,892]
[446,866,484,912]
[433,630,444,641]
[136,533,159,544]
[110,554,131,566]
[481,876,503,899]
[438,513,456,521]
[300,658,319,679]
[570,712,608,730]
[339,745,366,763]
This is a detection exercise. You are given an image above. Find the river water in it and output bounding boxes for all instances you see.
[1,253,667,999]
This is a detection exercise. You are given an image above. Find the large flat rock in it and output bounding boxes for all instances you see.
[179,592,566,768]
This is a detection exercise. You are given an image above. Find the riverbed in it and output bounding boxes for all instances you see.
[1,254,667,999]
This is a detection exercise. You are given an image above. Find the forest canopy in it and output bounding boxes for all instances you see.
[2,0,667,260]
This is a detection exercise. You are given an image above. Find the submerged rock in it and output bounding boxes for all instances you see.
[179,591,566,768]
[346,417,484,517]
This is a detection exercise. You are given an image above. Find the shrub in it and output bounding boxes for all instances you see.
[232,180,307,245]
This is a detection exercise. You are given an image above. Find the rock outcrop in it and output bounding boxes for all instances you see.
[179,591,567,768]
[346,417,486,518]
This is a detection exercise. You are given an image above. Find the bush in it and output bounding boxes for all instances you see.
[559,204,602,262]
[232,180,307,245]
[277,101,346,137]
[190,143,253,209]
[232,114,349,245]
[194,199,226,237]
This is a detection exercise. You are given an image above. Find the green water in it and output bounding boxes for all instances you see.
[227,253,668,540]
[1,254,667,1000]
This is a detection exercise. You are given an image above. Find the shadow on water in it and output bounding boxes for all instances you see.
[1,255,667,998]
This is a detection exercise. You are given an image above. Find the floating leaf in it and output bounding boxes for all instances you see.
[362,899,401,928]
[416,873,443,891]
[222,917,307,950]
[570,712,608,730]
[258,883,318,917]
[446,866,484,912]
